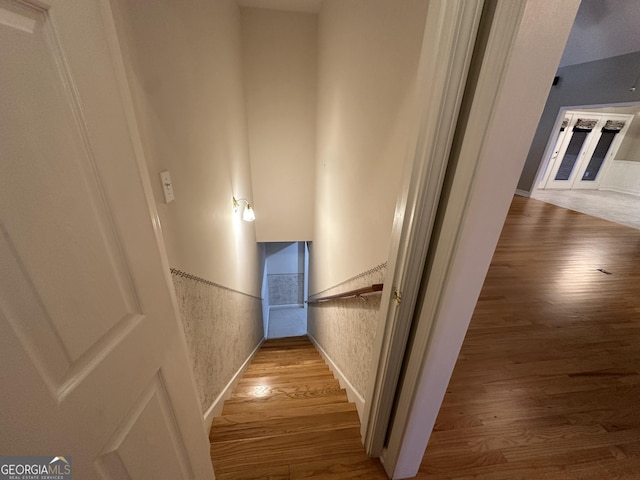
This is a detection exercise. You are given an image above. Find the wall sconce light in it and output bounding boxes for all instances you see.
[233,196,256,222]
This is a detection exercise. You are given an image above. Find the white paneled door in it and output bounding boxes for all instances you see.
[542,111,633,190]
[0,0,214,478]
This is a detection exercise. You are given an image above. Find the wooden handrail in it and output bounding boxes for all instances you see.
[307,284,383,304]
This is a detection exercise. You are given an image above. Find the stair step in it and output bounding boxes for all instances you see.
[209,335,384,479]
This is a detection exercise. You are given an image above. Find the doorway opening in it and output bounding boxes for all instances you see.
[260,242,309,339]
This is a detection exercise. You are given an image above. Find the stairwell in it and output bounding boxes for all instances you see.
[209,336,386,479]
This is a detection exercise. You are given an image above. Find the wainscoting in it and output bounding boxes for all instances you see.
[307,263,386,418]
[600,159,640,196]
[170,269,264,428]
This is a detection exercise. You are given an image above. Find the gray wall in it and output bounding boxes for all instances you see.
[518,51,640,192]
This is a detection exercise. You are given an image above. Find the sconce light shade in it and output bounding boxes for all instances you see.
[233,196,256,222]
[242,204,256,222]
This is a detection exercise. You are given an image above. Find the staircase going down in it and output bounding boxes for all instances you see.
[209,336,387,479]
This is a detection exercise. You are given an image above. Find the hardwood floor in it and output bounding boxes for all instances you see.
[418,196,640,479]
[209,336,387,479]
[211,196,640,479]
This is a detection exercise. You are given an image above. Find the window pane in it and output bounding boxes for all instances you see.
[581,131,617,181]
[555,130,589,181]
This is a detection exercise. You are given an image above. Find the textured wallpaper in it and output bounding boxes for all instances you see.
[171,271,263,414]
[307,263,386,399]
[268,273,304,305]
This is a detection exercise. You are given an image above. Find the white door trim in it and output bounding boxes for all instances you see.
[533,102,640,194]
[571,113,633,189]
[379,1,580,477]
[537,110,576,188]
[541,111,634,190]
[361,0,485,456]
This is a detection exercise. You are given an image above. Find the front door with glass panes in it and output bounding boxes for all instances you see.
[542,111,633,190]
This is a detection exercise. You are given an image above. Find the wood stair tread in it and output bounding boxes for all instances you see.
[209,335,385,479]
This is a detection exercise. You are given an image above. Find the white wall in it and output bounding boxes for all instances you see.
[591,109,640,195]
[111,0,261,297]
[306,0,428,420]
[111,0,265,424]
[600,160,640,196]
[241,8,317,242]
[311,0,429,293]
[615,112,640,162]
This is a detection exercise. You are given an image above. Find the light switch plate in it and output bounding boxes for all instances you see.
[159,171,175,203]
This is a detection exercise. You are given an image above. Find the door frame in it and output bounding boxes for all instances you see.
[361,0,485,456]
[572,113,632,189]
[539,110,634,190]
[367,0,580,478]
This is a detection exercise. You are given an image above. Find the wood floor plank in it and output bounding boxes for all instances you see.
[210,410,360,443]
[229,378,342,398]
[221,389,350,415]
[211,427,364,471]
[418,196,640,479]
[289,454,389,479]
[211,402,357,432]
[211,197,640,479]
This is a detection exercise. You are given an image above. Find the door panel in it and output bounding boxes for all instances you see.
[572,117,630,190]
[538,115,571,187]
[580,131,617,181]
[554,129,590,181]
[0,0,214,478]
[544,116,598,189]
[542,112,633,190]
[95,373,193,479]
[0,0,139,365]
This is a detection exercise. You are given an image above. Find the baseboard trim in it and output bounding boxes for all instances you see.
[203,338,265,431]
[307,333,365,420]
[598,186,640,197]
[515,188,531,197]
